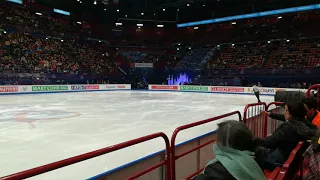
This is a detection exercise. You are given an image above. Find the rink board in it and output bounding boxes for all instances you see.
[0,84,131,95]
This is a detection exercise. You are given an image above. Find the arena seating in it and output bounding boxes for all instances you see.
[265,39,320,68]
[175,47,211,70]
[210,42,270,69]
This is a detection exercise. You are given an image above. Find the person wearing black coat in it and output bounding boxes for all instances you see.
[255,101,318,170]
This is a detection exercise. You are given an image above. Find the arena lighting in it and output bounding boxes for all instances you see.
[287,39,290,42]
[177,48,180,50]
[36,12,42,16]
[137,23,143,27]
[117,9,120,12]
[177,9,180,11]
[178,43,181,45]
[194,26,199,29]
[268,41,271,43]
[80,1,82,3]
[125,15,127,17]
[157,24,164,27]
[3,31,7,34]
[104,9,106,11]
[77,21,82,24]
[54,9,70,16]
[93,1,97,5]
[141,12,144,15]
[61,39,64,42]
[232,44,235,46]
[189,47,191,50]
[278,16,282,19]
[6,0,22,4]
[116,22,122,26]
[163,8,166,11]
[177,3,320,27]
[232,22,236,24]
[187,4,190,6]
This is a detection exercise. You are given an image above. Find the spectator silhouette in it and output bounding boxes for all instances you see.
[193,120,266,180]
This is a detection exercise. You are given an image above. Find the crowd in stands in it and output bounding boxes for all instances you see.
[0,32,115,76]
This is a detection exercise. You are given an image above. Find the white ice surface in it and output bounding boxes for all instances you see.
[0,91,273,179]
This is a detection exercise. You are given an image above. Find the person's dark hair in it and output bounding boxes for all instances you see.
[216,120,254,151]
[286,101,307,118]
[302,97,318,110]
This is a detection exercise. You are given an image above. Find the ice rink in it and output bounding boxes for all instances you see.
[0,91,274,179]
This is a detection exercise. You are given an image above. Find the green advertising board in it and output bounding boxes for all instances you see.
[32,86,68,91]
[180,86,208,91]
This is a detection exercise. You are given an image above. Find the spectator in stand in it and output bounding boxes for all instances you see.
[302,98,320,127]
[261,97,320,128]
[193,120,266,180]
[303,131,320,180]
[255,101,318,170]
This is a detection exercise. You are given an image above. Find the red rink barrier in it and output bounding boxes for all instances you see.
[170,111,242,180]
[266,102,285,136]
[0,132,171,180]
[243,102,267,137]
[306,84,320,110]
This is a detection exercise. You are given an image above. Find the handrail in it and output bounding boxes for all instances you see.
[243,102,267,122]
[0,132,171,180]
[306,84,320,98]
[170,111,242,180]
[243,102,267,137]
[306,84,320,110]
[266,102,285,110]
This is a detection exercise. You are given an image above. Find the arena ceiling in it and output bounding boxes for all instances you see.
[34,0,320,25]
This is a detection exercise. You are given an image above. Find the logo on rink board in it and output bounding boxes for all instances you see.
[151,85,178,90]
[32,86,68,91]
[180,86,208,91]
[248,88,275,94]
[0,86,18,92]
[211,87,244,92]
[71,85,99,90]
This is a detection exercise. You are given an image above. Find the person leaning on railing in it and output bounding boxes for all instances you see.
[255,101,318,171]
[261,97,320,128]
[193,120,267,180]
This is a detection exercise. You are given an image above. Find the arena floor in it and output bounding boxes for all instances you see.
[0,91,274,180]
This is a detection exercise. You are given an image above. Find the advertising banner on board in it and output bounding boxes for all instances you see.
[210,87,244,93]
[180,86,209,91]
[0,86,19,92]
[150,85,179,90]
[32,86,68,91]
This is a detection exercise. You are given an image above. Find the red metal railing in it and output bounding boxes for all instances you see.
[243,102,267,137]
[170,111,242,180]
[266,102,285,136]
[0,132,171,180]
[306,84,320,110]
